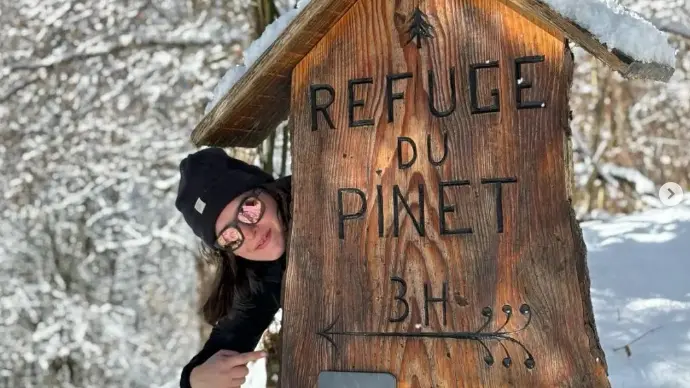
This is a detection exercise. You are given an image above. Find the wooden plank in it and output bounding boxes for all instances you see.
[281,0,611,386]
[190,0,359,148]
[497,0,674,82]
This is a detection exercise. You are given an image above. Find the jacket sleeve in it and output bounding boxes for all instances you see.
[179,268,282,388]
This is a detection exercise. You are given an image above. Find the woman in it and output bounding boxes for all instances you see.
[174,147,291,388]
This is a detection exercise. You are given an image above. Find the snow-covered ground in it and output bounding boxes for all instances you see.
[245,200,690,388]
[586,200,690,387]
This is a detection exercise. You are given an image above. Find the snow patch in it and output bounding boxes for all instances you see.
[599,162,657,195]
[583,205,690,387]
[542,0,676,67]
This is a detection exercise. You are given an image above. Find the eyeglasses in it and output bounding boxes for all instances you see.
[214,189,265,252]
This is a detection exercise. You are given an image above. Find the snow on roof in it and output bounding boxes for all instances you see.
[204,0,677,116]
[543,0,676,67]
[194,0,677,147]
[205,0,312,114]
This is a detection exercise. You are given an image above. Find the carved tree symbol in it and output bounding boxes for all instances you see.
[407,7,434,48]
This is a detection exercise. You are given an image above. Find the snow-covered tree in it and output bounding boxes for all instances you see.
[570,0,690,216]
[0,0,261,386]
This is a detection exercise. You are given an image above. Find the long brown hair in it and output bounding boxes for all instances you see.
[198,177,291,325]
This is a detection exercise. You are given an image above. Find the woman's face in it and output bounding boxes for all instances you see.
[214,189,285,261]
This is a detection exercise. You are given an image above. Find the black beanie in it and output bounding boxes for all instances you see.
[175,147,274,248]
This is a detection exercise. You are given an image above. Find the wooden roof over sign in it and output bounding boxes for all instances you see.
[191,0,677,148]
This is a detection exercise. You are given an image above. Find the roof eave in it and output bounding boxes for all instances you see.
[191,0,359,148]
[192,0,676,148]
[499,0,675,82]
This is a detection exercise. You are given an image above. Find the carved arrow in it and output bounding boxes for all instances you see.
[317,304,535,369]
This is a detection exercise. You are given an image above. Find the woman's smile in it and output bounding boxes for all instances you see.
[255,228,271,251]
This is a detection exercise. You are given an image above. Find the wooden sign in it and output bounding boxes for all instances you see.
[281,0,611,386]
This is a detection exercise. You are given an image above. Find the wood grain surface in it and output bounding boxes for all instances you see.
[281,0,611,386]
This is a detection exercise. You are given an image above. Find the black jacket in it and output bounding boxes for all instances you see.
[179,176,290,388]
[179,261,283,388]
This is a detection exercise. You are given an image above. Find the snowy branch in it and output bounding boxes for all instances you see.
[0,77,40,103]
[9,37,242,71]
[0,0,243,386]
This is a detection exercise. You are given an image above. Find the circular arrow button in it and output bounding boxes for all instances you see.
[659,182,684,207]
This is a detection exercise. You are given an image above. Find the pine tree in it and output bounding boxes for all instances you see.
[407,7,434,48]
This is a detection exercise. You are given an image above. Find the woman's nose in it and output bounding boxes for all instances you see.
[239,223,258,240]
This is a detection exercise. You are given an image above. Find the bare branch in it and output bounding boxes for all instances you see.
[612,325,663,357]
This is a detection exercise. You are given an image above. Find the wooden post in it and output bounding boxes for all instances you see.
[281,0,610,386]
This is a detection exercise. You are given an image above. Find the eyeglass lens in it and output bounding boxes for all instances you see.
[218,195,264,250]
[237,197,263,224]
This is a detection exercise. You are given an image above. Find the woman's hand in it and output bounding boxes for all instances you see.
[190,349,267,388]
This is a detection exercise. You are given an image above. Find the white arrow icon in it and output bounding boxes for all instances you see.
[659,182,684,207]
